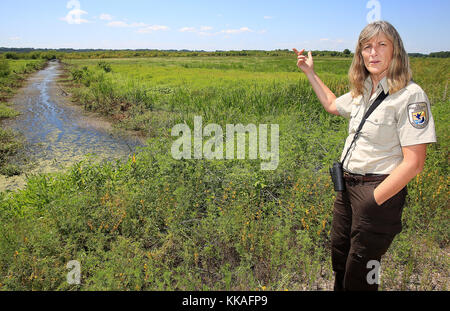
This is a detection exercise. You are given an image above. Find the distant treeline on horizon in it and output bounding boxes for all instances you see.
[0,47,449,59]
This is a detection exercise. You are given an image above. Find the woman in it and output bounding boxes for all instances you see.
[293,21,437,291]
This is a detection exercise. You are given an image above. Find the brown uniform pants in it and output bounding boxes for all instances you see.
[330,173,407,291]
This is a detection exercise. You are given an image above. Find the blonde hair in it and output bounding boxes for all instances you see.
[349,21,412,97]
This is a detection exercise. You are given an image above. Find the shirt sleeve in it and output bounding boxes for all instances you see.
[396,87,437,146]
[335,92,353,119]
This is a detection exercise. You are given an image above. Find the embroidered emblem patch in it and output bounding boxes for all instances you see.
[407,102,429,129]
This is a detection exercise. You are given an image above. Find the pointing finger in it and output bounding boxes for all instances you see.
[292,48,305,56]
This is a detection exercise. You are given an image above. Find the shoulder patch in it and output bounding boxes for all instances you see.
[407,102,429,129]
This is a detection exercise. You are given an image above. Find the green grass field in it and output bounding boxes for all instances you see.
[0,54,448,290]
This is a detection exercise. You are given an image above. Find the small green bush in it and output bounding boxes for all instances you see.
[0,102,19,119]
[98,61,112,73]
[0,60,10,77]
[4,52,19,60]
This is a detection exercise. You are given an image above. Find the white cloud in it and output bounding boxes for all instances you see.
[220,27,253,34]
[99,13,113,21]
[263,16,273,19]
[103,14,168,34]
[198,32,213,37]
[60,0,89,24]
[137,25,170,33]
[178,26,214,35]
[107,21,147,28]
[179,27,196,32]
[107,21,128,27]
[9,36,21,41]
[129,22,147,28]
[320,38,330,41]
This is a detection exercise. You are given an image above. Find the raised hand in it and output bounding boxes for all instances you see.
[293,48,314,75]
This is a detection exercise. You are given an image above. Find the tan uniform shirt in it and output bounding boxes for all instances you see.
[335,76,437,175]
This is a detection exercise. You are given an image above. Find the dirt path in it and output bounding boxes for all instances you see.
[0,60,145,192]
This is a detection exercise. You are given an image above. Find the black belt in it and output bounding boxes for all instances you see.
[343,171,389,182]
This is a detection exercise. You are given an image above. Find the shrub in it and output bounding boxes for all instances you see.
[0,102,19,119]
[70,66,95,87]
[30,52,42,60]
[0,60,10,77]
[41,52,57,60]
[98,61,112,73]
[4,52,19,60]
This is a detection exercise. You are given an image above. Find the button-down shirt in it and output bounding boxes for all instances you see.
[335,76,437,175]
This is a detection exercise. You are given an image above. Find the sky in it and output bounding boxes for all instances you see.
[0,0,449,53]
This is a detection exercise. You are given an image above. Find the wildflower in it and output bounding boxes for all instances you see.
[194,252,199,264]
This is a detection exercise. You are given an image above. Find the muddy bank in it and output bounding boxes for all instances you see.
[0,60,146,192]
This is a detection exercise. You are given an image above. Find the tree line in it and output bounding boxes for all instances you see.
[0,47,448,60]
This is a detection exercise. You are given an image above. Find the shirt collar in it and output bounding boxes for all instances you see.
[364,76,389,95]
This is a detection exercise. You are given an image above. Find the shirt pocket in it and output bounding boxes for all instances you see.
[349,104,363,133]
[362,108,396,143]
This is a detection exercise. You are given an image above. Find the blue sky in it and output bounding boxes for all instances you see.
[0,0,449,53]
